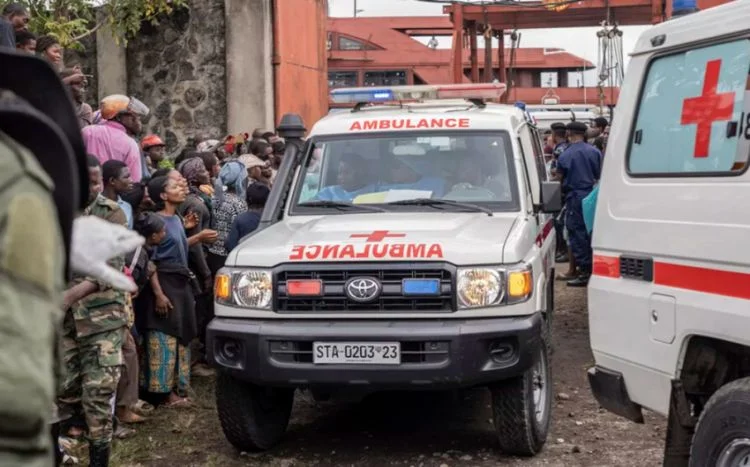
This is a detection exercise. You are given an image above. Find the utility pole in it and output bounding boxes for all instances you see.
[353,0,364,17]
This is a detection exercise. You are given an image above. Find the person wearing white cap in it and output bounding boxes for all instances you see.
[238,154,272,188]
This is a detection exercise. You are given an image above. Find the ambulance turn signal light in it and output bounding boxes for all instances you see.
[507,270,533,300]
[215,273,231,300]
[330,83,506,105]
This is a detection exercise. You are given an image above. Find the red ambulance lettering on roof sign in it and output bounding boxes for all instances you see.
[288,231,444,260]
[349,118,470,132]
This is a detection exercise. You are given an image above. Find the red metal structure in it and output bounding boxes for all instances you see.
[328,17,610,106]
[443,0,732,104]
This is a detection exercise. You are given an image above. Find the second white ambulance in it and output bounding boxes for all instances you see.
[588,1,750,465]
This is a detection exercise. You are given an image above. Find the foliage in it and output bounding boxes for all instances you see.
[19,0,187,48]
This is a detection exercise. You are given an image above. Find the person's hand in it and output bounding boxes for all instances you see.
[155,293,173,316]
[61,290,74,311]
[70,217,144,292]
[203,275,213,293]
[200,229,218,244]
[183,211,199,230]
[62,73,86,85]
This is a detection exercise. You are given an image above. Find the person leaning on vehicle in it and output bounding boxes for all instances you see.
[0,47,142,467]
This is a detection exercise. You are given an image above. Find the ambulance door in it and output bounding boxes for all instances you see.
[517,123,554,313]
[589,37,750,414]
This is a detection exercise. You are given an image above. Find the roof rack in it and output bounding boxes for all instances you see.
[329,83,507,111]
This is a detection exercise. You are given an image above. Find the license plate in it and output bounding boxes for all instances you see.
[313,342,401,365]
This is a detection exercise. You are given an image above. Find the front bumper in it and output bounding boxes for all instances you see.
[207,313,543,389]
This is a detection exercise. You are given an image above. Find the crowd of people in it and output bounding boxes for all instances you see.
[65,110,280,464]
[543,116,607,288]
[3,4,284,465]
[68,112,280,466]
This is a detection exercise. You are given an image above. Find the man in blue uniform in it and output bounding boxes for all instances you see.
[555,121,602,287]
[550,122,570,263]
[550,122,569,159]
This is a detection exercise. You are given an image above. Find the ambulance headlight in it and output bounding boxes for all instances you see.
[215,269,273,310]
[456,265,533,309]
[457,268,504,308]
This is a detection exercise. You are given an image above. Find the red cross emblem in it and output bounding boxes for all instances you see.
[350,230,406,242]
[681,59,735,158]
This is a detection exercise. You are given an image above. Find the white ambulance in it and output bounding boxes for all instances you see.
[208,83,560,455]
[587,2,750,465]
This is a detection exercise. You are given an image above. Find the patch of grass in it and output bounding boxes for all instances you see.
[112,376,222,467]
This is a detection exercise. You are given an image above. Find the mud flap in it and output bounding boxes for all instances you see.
[587,366,644,423]
[663,379,697,467]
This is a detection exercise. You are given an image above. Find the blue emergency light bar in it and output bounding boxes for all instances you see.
[672,0,698,16]
[330,83,507,105]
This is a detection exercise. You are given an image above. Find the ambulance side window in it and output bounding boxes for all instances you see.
[628,39,750,176]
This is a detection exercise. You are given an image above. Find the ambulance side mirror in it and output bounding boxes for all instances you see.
[539,181,562,213]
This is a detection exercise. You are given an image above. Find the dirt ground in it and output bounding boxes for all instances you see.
[110,283,666,467]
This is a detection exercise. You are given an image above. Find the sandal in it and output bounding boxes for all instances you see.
[114,425,136,439]
[163,397,193,409]
[132,400,155,415]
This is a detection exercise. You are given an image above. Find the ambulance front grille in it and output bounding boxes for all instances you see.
[275,265,454,313]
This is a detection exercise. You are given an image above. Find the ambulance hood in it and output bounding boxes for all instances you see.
[229,212,521,267]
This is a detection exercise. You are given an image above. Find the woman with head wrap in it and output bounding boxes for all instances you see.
[208,160,248,268]
[186,160,248,374]
[176,157,216,376]
[176,155,213,284]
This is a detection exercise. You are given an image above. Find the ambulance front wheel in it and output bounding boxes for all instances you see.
[690,377,750,466]
[216,372,294,452]
[490,333,552,456]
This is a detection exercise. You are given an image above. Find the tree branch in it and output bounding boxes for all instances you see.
[71,19,106,42]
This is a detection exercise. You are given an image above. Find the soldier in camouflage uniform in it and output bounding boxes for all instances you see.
[0,128,66,467]
[58,157,130,466]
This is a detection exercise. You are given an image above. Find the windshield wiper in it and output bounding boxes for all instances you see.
[387,198,493,216]
[297,200,387,213]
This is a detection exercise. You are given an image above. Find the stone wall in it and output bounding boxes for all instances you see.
[126,0,227,153]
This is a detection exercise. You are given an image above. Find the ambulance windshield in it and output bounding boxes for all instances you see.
[293,131,519,213]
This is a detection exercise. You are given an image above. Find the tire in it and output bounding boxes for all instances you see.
[215,372,294,452]
[490,330,552,456]
[690,377,750,466]
[545,277,554,354]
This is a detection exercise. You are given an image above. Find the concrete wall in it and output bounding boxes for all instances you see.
[225,0,275,134]
[95,15,127,100]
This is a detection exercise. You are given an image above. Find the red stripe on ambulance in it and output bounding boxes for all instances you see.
[349,118,470,131]
[593,254,750,300]
[535,219,554,248]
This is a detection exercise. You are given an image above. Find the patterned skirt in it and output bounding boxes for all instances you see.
[139,331,190,396]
